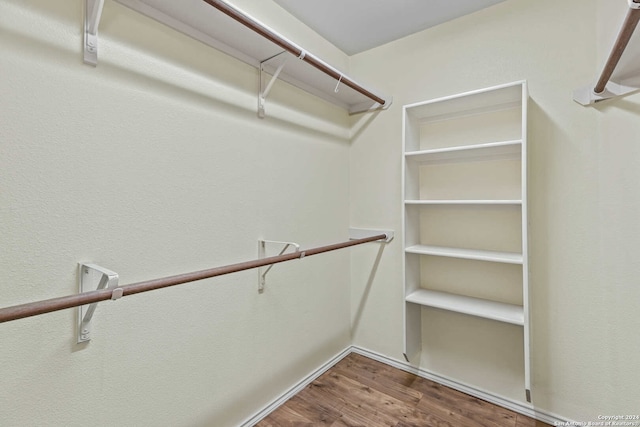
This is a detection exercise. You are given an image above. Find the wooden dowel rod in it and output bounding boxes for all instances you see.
[594,5,640,94]
[200,0,387,106]
[0,234,387,324]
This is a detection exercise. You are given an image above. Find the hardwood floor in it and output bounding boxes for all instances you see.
[256,353,549,427]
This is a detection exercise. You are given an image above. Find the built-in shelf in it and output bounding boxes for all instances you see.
[405,140,522,164]
[405,289,524,326]
[402,81,530,402]
[405,245,523,265]
[405,200,522,205]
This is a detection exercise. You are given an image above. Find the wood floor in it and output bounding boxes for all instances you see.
[256,353,549,427]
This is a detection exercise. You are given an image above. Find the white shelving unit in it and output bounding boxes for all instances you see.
[401,81,531,402]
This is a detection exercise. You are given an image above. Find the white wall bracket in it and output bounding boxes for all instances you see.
[573,0,640,105]
[348,227,394,244]
[573,80,640,105]
[77,263,119,343]
[257,239,300,293]
[258,51,288,118]
[84,0,105,66]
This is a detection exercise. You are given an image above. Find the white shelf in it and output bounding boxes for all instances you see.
[405,140,521,164]
[114,0,390,114]
[405,200,522,205]
[405,289,524,326]
[405,245,523,265]
[404,81,524,123]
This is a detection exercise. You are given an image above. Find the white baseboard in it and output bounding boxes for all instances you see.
[240,345,569,426]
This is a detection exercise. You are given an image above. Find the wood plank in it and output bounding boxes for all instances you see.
[284,394,340,425]
[414,379,517,427]
[345,353,427,391]
[516,414,553,427]
[331,355,423,405]
[258,353,549,427]
[312,369,456,427]
[256,403,313,427]
[310,371,402,426]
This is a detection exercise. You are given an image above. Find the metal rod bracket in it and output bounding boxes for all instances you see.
[257,239,300,293]
[574,3,640,104]
[84,0,105,66]
[77,263,119,343]
[348,227,394,243]
[573,80,639,105]
[258,52,287,118]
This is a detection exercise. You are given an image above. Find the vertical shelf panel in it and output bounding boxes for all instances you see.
[520,82,531,401]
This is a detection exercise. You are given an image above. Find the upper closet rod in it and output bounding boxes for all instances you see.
[0,234,387,324]
[594,0,640,94]
[201,0,387,106]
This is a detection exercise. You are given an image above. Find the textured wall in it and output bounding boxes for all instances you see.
[349,0,640,420]
[0,1,353,426]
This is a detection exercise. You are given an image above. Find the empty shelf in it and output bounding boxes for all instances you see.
[405,200,522,205]
[405,289,524,326]
[404,81,524,123]
[405,245,523,264]
[114,0,390,113]
[405,140,522,164]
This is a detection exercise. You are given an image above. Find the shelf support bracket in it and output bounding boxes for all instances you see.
[258,239,300,293]
[348,227,394,244]
[84,0,105,66]
[77,263,119,343]
[258,52,288,118]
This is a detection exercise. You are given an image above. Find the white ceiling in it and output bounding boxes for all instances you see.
[273,0,506,55]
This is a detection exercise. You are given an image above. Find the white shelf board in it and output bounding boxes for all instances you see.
[405,289,524,326]
[405,245,523,264]
[405,140,521,164]
[404,81,524,123]
[405,200,522,205]
[114,0,389,113]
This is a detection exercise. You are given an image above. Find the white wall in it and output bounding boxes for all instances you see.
[0,1,353,426]
[349,0,640,421]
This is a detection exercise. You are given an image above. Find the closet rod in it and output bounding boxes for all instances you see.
[594,1,640,94]
[201,0,387,106]
[0,234,387,324]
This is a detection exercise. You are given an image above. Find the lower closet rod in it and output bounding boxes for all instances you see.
[0,234,387,324]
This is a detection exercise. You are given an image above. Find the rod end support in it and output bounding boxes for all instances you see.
[349,228,394,243]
